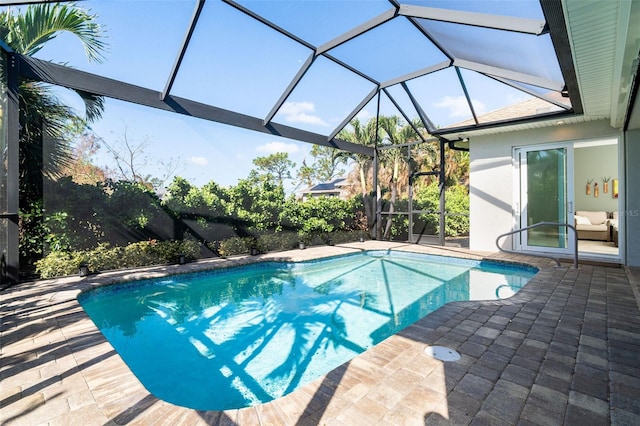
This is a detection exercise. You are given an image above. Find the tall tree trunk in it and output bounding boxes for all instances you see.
[383,159,399,239]
[376,182,383,240]
[383,182,397,240]
[359,165,375,237]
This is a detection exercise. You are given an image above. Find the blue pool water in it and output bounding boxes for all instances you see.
[78,250,537,411]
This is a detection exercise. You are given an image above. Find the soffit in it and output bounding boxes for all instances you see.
[563,0,640,129]
[563,0,619,118]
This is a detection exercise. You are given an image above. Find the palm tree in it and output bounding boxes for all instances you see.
[378,116,426,239]
[1,3,106,179]
[338,118,379,236]
[0,3,107,275]
[444,149,470,187]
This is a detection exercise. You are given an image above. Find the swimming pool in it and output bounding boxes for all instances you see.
[79,250,537,411]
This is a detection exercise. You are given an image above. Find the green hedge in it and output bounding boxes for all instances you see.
[35,239,201,279]
[216,230,363,257]
[217,237,253,257]
[35,229,365,278]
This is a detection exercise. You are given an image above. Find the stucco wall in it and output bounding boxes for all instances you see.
[469,119,620,252]
[625,129,640,267]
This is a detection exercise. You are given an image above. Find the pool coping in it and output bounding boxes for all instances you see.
[2,241,609,425]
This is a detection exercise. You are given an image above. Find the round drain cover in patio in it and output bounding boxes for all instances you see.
[424,345,461,361]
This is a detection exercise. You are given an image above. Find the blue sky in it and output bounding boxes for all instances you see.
[35,0,323,190]
[11,0,562,191]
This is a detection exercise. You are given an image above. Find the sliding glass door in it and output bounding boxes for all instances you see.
[515,144,575,255]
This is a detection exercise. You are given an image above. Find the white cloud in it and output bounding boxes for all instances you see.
[280,101,328,126]
[434,96,487,118]
[356,109,373,122]
[256,141,300,154]
[188,156,209,166]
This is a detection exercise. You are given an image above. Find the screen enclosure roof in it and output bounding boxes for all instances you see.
[2,0,583,153]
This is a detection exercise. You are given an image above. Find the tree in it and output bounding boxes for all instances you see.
[228,175,286,232]
[444,149,470,187]
[164,176,194,206]
[252,152,296,187]
[59,128,107,185]
[378,116,421,239]
[338,118,378,236]
[164,177,229,219]
[338,115,468,240]
[101,126,184,194]
[297,159,316,189]
[0,3,107,182]
[1,3,107,276]
[297,145,348,188]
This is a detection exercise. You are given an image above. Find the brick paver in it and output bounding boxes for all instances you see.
[1,242,639,425]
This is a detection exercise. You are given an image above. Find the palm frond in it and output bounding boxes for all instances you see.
[19,82,75,178]
[74,89,105,122]
[7,2,107,63]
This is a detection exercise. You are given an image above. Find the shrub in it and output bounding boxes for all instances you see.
[443,185,470,236]
[216,228,360,256]
[118,239,201,268]
[301,217,334,240]
[33,250,75,279]
[80,243,123,271]
[121,241,159,267]
[218,237,252,257]
[35,239,203,279]
[257,232,299,252]
[327,230,362,244]
[413,183,469,237]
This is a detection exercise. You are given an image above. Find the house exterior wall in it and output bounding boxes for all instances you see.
[624,128,640,267]
[469,119,621,253]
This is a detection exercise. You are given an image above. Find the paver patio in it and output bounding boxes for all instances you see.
[1,241,639,425]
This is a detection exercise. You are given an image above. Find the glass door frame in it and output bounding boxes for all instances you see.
[513,142,576,256]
